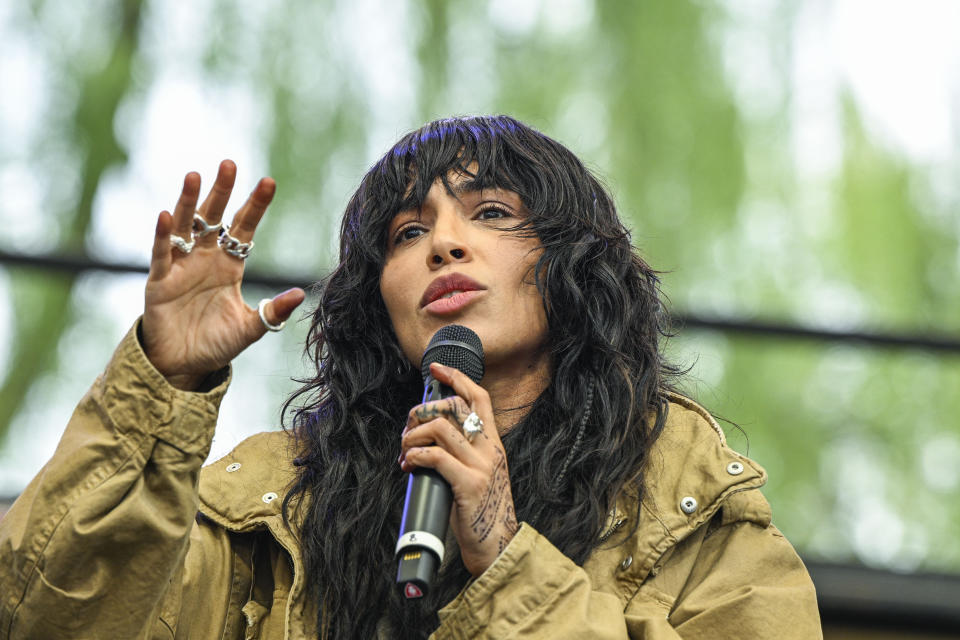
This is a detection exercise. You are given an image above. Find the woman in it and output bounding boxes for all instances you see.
[0,116,821,638]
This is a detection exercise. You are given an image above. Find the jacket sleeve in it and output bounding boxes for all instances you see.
[432,515,821,639]
[653,519,822,639]
[0,320,229,640]
[432,523,631,640]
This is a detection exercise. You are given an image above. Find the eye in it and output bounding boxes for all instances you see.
[393,223,425,245]
[476,206,512,221]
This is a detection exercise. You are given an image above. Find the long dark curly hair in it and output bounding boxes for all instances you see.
[282,115,679,639]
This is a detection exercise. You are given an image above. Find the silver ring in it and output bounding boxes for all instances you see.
[462,411,483,442]
[218,225,254,259]
[258,298,286,332]
[169,234,195,253]
[192,212,222,238]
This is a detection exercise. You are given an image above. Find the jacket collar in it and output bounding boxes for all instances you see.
[197,430,301,537]
[583,393,768,597]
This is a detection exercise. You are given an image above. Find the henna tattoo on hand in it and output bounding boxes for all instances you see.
[496,498,518,554]
[503,502,518,536]
[471,448,510,542]
[413,397,471,425]
[497,502,520,554]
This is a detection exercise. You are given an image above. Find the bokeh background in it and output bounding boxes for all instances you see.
[1,0,958,599]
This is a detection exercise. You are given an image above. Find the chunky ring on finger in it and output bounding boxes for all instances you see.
[169,234,195,254]
[218,224,254,259]
[192,211,221,238]
[462,411,484,442]
[258,298,286,332]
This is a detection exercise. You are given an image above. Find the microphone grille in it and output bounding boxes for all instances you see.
[420,325,484,383]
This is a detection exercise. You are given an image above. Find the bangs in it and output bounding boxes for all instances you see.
[384,116,535,212]
[345,115,601,262]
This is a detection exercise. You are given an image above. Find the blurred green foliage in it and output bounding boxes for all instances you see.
[1,0,957,573]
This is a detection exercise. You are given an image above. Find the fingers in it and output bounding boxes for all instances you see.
[224,177,276,243]
[195,160,237,243]
[172,172,201,239]
[269,287,306,322]
[400,421,479,471]
[166,163,274,257]
[398,366,499,473]
[400,396,485,474]
[149,210,174,280]
[402,400,476,448]
[150,163,285,302]
[252,288,306,336]
[402,445,465,483]
[407,396,472,429]
[429,363,496,438]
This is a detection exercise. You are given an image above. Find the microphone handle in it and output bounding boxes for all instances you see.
[396,377,454,598]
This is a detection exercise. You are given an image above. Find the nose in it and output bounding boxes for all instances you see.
[428,209,470,268]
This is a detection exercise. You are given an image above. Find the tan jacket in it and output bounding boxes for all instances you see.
[0,323,822,639]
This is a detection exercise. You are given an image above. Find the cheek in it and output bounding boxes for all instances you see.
[379,255,408,319]
[379,265,403,335]
[379,260,420,362]
[502,242,547,328]
[378,272,393,313]
[501,238,542,291]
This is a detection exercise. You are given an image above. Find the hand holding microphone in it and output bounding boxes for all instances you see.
[395,325,520,598]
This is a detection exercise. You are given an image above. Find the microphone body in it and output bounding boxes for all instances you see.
[396,325,484,599]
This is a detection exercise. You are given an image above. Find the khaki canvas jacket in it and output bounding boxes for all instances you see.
[0,323,822,639]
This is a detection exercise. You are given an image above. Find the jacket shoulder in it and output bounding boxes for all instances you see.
[582,394,775,602]
[662,391,727,443]
[643,392,772,535]
[197,430,298,530]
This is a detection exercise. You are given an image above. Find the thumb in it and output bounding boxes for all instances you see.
[255,288,306,333]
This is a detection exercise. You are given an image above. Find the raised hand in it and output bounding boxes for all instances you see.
[398,363,520,577]
[142,160,305,390]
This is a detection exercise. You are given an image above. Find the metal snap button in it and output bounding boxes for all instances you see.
[261,492,278,504]
[619,555,633,571]
[226,462,241,473]
[680,496,698,514]
[726,461,744,475]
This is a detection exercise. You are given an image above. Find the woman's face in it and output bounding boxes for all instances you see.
[379,173,549,379]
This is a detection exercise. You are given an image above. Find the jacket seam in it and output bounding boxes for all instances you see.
[664,392,725,443]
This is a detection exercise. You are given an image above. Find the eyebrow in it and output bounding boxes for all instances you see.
[393,178,516,224]
[446,178,514,200]
[445,178,480,197]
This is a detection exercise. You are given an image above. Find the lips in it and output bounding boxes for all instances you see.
[420,273,486,312]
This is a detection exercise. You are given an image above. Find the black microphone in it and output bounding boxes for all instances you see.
[396,325,484,599]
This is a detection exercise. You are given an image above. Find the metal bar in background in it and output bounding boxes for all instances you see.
[678,315,960,353]
[0,249,316,293]
[3,248,960,353]
[807,560,960,634]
